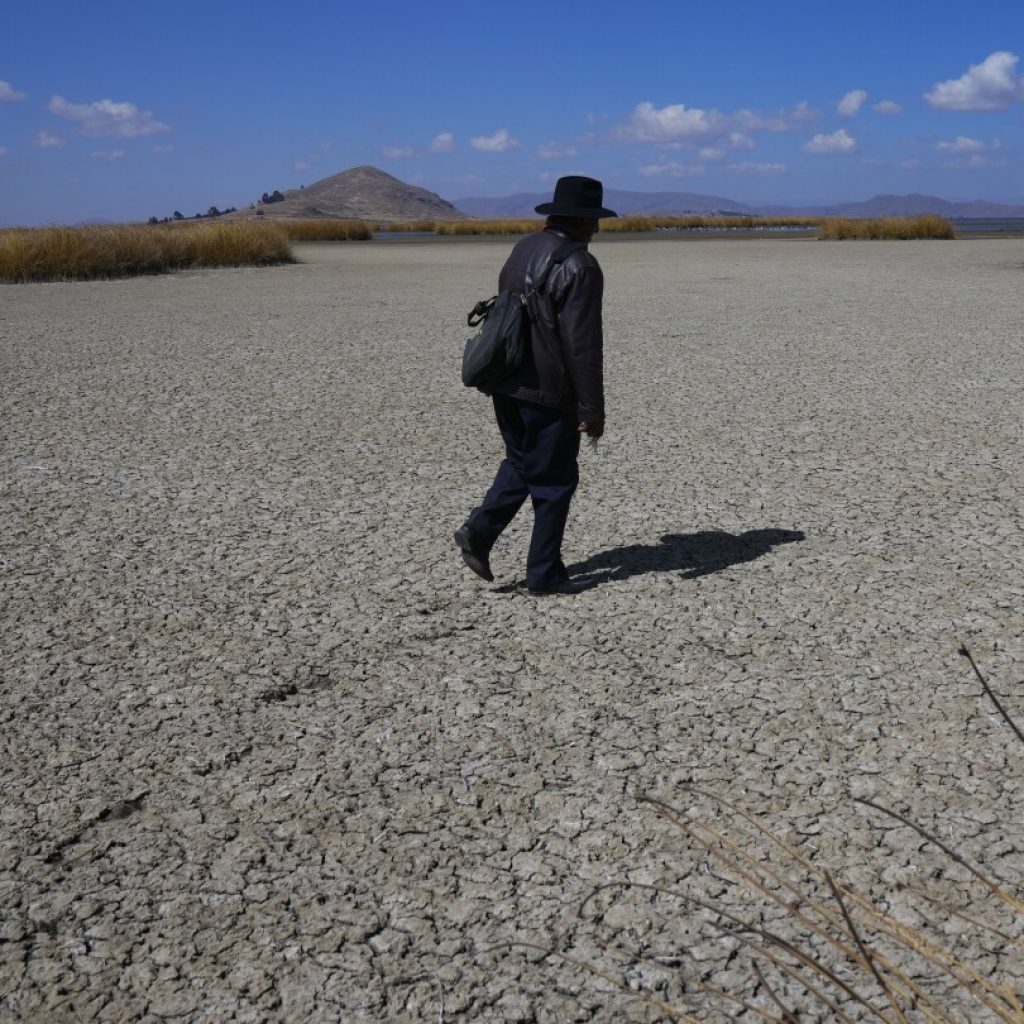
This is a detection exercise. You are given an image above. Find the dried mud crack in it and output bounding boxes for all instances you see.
[43,791,151,864]
[2,239,1023,1021]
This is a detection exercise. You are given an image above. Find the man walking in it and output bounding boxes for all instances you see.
[454,176,616,595]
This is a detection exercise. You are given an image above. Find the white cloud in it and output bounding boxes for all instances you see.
[697,134,755,160]
[936,136,1004,168]
[638,160,705,178]
[31,131,64,149]
[803,129,857,154]
[616,102,718,143]
[727,162,787,175]
[874,99,902,114]
[48,95,170,137]
[91,149,125,160]
[734,101,818,133]
[726,132,756,149]
[900,158,921,170]
[0,80,27,102]
[536,143,578,159]
[936,135,999,153]
[430,131,454,153]
[838,89,868,116]
[470,128,521,152]
[925,51,1024,111]
[613,101,812,155]
[381,145,413,159]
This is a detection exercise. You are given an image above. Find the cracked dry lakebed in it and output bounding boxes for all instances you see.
[2,237,1024,1022]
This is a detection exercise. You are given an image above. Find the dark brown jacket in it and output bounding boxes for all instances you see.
[493,227,605,422]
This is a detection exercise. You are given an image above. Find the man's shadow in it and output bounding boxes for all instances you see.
[568,528,806,587]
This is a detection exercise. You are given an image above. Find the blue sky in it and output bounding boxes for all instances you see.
[2,0,1023,224]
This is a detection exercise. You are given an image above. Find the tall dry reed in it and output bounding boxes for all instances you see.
[398,215,821,235]
[507,786,1023,1022]
[0,221,294,283]
[818,215,955,240]
[602,214,822,232]
[381,219,439,233]
[506,644,1023,1021]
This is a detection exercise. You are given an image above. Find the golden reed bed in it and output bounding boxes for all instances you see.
[0,222,293,283]
[1,215,954,282]
[388,214,824,235]
[818,214,956,240]
[0,219,378,283]
[386,214,955,238]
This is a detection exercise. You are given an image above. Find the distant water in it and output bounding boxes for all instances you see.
[652,225,816,234]
[371,220,1024,241]
[953,218,1024,234]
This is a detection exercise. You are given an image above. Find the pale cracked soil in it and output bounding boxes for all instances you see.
[2,237,1023,1022]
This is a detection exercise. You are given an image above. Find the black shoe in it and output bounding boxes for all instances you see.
[527,578,586,596]
[454,525,494,582]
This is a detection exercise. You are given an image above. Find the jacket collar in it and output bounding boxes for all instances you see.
[544,225,590,246]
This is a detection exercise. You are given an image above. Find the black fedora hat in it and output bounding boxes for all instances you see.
[535,175,617,219]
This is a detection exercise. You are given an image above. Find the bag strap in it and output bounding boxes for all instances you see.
[467,241,585,327]
[530,241,586,294]
[467,296,495,328]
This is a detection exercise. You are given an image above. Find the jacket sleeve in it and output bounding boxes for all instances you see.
[556,262,605,422]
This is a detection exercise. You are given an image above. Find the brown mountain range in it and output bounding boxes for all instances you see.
[223,165,1024,223]
[231,165,467,222]
[457,187,1024,219]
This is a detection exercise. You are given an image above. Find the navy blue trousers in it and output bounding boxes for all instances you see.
[467,395,580,590]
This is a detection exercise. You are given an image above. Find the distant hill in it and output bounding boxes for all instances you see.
[231,165,467,222]
[456,188,757,218]
[761,193,1024,218]
[220,169,1024,224]
[456,188,1024,219]
[222,167,1024,223]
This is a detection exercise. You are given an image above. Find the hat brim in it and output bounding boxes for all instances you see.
[535,201,618,219]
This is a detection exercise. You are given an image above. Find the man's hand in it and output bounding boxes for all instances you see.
[578,420,604,439]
